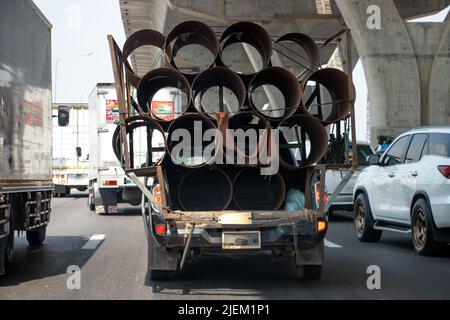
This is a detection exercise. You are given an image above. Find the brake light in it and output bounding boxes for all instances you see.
[103,180,118,186]
[155,224,166,235]
[438,166,450,179]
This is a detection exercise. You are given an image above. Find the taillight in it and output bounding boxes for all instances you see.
[317,221,327,233]
[315,182,328,206]
[438,166,450,179]
[103,180,118,186]
[155,224,166,235]
[152,185,162,205]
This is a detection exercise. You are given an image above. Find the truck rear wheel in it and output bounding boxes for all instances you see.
[149,270,175,281]
[26,226,46,246]
[297,265,322,280]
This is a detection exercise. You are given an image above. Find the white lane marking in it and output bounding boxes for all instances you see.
[325,239,343,248]
[82,234,106,250]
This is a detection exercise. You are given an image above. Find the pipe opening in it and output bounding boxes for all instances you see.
[112,116,167,169]
[300,68,355,125]
[218,22,273,76]
[192,67,246,118]
[248,67,301,121]
[165,21,219,81]
[123,29,166,88]
[233,168,286,211]
[167,113,219,168]
[137,68,192,123]
[178,167,233,211]
[278,115,329,170]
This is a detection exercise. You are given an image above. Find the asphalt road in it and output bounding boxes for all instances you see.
[1,194,450,300]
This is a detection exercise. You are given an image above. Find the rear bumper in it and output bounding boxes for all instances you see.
[153,211,327,252]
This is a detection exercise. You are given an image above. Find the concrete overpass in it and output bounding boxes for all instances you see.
[119,0,450,144]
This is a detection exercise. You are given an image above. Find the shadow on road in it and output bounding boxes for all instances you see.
[145,253,317,298]
[0,236,101,287]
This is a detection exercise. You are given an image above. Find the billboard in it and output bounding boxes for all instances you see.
[151,101,175,121]
[106,99,119,122]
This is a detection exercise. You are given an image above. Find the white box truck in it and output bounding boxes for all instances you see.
[88,83,148,214]
[52,103,90,196]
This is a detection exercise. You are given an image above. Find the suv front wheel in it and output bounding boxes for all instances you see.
[411,198,447,256]
[354,193,382,242]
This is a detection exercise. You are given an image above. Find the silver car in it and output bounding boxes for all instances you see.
[326,142,376,215]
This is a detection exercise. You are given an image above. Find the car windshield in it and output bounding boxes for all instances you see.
[428,133,450,158]
[348,144,374,166]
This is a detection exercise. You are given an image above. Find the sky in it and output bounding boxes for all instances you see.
[33,0,449,142]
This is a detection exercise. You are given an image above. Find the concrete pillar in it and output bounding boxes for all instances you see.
[336,0,449,144]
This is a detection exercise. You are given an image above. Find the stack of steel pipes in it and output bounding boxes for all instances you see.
[113,21,355,212]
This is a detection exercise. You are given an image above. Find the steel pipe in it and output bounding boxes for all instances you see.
[167,113,219,168]
[178,167,233,211]
[123,29,166,89]
[233,168,286,211]
[191,67,246,118]
[275,33,320,76]
[300,68,356,125]
[137,68,192,124]
[218,21,273,73]
[112,115,167,168]
[248,67,302,121]
[278,114,329,170]
[165,21,219,83]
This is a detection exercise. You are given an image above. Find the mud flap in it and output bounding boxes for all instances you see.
[296,240,325,266]
[147,237,178,272]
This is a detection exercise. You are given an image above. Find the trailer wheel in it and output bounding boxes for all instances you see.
[149,270,175,281]
[26,226,46,246]
[297,265,322,280]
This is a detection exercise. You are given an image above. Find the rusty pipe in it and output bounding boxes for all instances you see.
[112,115,167,169]
[233,168,286,211]
[167,113,219,168]
[300,68,356,125]
[248,67,302,121]
[218,21,273,73]
[137,68,192,124]
[278,114,329,170]
[178,167,233,211]
[123,29,166,89]
[191,66,246,118]
[275,33,321,76]
[165,21,219,83]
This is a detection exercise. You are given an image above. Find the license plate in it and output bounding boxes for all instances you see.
[222,231,261,250]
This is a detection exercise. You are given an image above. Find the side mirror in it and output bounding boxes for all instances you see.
[58,106,70,127]
[367,154,381,166]
[76,147,82,158]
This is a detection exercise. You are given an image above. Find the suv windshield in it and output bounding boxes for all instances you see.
[428,133,450,158]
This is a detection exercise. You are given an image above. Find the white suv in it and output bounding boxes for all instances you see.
[353,126,450,255]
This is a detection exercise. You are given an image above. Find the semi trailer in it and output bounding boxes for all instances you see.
[0,0,67,275]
